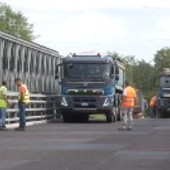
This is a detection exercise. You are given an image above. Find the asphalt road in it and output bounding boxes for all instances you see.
[0,118,170,170]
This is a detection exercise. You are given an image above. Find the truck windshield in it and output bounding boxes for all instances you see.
[159,76,170,88]
[64,63,110,81]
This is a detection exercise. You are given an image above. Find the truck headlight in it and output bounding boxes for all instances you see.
[103,98,110,107]
[61,97,68,106]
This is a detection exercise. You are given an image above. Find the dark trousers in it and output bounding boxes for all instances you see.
[150,107,157,118]
[0,108,7,127]
[18,102,26,128]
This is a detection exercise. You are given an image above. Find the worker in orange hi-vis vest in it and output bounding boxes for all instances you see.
[118,81,137,131]
[149,95,157,118]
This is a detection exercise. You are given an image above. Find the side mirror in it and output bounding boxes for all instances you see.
[110,65,114,77]
[55,65,59,79]
[115,65,119,74]
[55,74,59,79]
[110,65,119,80]
[115,75,119,81]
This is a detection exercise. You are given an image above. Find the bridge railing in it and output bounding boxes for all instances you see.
[6,92,61,128]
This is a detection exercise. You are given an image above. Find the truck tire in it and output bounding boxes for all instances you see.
[62,112,72,123]
[114,93,121,121]
[157,109,166,118]
[158,112,167,118]
[106,109,115,123]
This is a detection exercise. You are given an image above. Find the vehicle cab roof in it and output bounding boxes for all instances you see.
[63,55,113,64]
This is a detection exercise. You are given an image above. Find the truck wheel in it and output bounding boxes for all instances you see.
[117,108,122,121]
[62,112,72,123]
[158,110,166,118]
[159,112,167,118]
[106,110,115,123]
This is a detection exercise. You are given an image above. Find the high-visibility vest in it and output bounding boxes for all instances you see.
[18,84,30,104]
[0,85,8,108]
[122,86,136,107]
[149,96,157,107]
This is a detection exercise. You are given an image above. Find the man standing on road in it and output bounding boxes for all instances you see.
[149,94,157,118]
[0,81,10,130]
[119,81,136,130]
[15,78,30,131]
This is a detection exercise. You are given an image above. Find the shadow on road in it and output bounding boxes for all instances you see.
[50,115,107,124]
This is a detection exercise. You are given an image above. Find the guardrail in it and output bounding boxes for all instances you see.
[6,92,61,128]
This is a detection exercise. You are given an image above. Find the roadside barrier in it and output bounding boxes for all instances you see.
[6,92,61,128]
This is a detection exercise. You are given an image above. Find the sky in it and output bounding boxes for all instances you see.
[2,0,170,61]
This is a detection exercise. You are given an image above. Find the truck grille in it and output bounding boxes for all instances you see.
[67,89,103,95]
[73,97,96,108]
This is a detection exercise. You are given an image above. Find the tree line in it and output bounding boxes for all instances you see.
[108,49,170,99]
[1,2,170,99]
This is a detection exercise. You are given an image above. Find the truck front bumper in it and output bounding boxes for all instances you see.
[60,95,114,113]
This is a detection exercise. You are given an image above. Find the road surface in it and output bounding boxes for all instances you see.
[0,118,170,170]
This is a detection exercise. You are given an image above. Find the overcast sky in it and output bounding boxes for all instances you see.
[3,0,170,61]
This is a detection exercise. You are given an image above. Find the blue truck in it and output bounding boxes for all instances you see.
[157,68,170,118]
[56,53,125,123]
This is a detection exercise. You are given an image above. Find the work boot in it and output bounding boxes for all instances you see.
[127,126,132,131]
[15,127,25,131]
[118,126,127,131]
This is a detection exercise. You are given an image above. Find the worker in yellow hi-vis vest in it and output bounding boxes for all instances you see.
[0,81,10,130]
[15,78,30,131]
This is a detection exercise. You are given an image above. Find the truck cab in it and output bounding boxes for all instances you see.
[57,54,125,123]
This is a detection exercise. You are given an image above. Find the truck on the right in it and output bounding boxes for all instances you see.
[157,68,170,118]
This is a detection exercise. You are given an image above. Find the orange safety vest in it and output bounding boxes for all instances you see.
[149,96,157,107]
[122,86,136,107]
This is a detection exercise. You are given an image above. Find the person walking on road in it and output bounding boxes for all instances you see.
[15,78,30,131]
[0,81,10,130]
[119,81,136,130]
[149,94,157,118]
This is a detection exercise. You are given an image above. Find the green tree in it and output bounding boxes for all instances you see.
[108,51,155,99]
[154,47,170,73]
[153,47,170,91]
[107,52,136,84]
[0,2,34,41]
[132,60,155,97]
[122,56,136,85]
